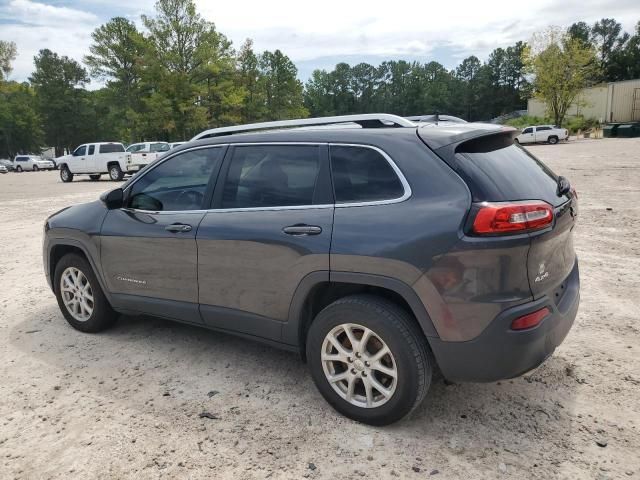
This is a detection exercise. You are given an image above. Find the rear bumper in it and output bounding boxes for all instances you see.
[429,260,579,382]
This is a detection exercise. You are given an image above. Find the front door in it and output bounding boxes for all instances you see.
[71,145,89,173]
[100,146,225,322]
[197,144,333,341]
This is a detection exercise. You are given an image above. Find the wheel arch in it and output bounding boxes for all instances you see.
[48,240,111,303]
[284,271,439,360]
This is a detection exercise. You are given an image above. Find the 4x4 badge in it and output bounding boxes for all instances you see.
[535,262,550,283]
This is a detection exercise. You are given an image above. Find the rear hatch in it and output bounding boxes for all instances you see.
[422,128,577,299]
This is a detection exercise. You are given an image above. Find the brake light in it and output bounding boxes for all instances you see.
[472,201,554,235]
[511,307,550,330]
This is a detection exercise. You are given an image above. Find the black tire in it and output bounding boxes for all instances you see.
[548,136,559,145]
[307,294,432,426]
[16,165,22,172]
[60,166,73,182]
[514,138,520,144]
[108,163,124,181]
[53,253,117,333]
[89,174,101,181]
[32,165,39,172]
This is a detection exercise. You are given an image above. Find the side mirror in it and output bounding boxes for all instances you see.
[100,188,124,209]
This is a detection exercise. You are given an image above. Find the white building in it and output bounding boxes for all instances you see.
[528,78,640,123]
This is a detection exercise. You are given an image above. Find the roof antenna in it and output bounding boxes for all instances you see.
[434,111,439,125]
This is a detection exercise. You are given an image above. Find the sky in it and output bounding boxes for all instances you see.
[1,0,639,86]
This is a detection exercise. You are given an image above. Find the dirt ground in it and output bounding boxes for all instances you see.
[1,138,639,480]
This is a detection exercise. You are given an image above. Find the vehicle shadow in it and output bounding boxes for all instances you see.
[9,304,580,474]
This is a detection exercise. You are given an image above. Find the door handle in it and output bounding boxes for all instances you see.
[165,223,192,233]
[283,225,322,236]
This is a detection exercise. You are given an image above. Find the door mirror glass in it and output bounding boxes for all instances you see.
[100,188,124,209]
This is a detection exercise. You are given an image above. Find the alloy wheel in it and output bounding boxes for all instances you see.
[321,323,398,408]
[60,267,94,322]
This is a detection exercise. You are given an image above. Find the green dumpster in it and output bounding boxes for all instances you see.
[617,123,640,138]
[603,124,620,138]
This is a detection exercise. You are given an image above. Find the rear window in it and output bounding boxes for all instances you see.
[330,146,404,203]
[100,143,125,154]
[150,143,170,152]
[454,133,567,207]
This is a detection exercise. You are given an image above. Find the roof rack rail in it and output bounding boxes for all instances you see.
[191,114,416,141]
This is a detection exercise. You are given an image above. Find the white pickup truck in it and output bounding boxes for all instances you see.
[126,142,170,172]
[57,142,133,182]
[515,125,568,145]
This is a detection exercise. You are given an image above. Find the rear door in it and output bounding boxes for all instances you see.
[100,146,225,322]
[535,126,551,142]
[196,143,333,341]
[452,134,577,298]
[85,144,96,172]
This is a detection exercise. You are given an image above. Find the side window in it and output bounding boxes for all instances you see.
[222,145,320,209]
[536,126,551,132]
[88,145,95,155]
[126,144,142,153]
[73,146,86,156]
[330,145,404,203]
[522,127,533,134]
[100,143,125,153]
[128,148,223,211]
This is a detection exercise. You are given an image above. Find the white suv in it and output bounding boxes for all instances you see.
[13,155,55,172]
[515,125,568,145]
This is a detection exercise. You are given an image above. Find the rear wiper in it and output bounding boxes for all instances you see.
[556,176,571,196]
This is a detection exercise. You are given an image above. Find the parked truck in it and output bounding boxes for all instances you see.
[56,142,133,182]
[515,125,568,145]
[125,142,170,172]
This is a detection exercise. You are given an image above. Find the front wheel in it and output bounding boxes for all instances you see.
[548,136,559,145]
[307,295,432,426]
[54,253,117,333]
[16,165,22,172]
[108,164,124,181]
[60,166,73,182]
[32,165,39,172]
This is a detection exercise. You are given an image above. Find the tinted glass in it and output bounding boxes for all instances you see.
[73,146,86,156]
[100,144,125,153]
[126,144,141,153]
[88,145,95,155]
[150,143,170,152]
[522,127,533,134]
[536,126,551,131]
[330,146,404,203]
[128,148,223,211]
[222,145,320,208]
[455,135,567,207]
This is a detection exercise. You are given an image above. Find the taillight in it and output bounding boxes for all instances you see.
[472,201,554,235]
[511,307,550,330]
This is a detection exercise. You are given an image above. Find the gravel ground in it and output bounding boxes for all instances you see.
[1,138,639,479]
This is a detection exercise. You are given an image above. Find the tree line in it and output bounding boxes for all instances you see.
[0,0,639,159]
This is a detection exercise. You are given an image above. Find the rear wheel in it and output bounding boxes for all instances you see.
[89,174,101,181]
[548,136,559,145]
[60,166,73,182]
[54,253,117,333]
[108,164,124,181]
[307,295,432,426]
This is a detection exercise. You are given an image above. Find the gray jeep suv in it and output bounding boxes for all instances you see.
[43,114,579,425]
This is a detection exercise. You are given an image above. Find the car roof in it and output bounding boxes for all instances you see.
[179,121,512,154]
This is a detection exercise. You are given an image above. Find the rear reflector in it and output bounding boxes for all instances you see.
[472,201,554,235]
[511,307,550,330]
